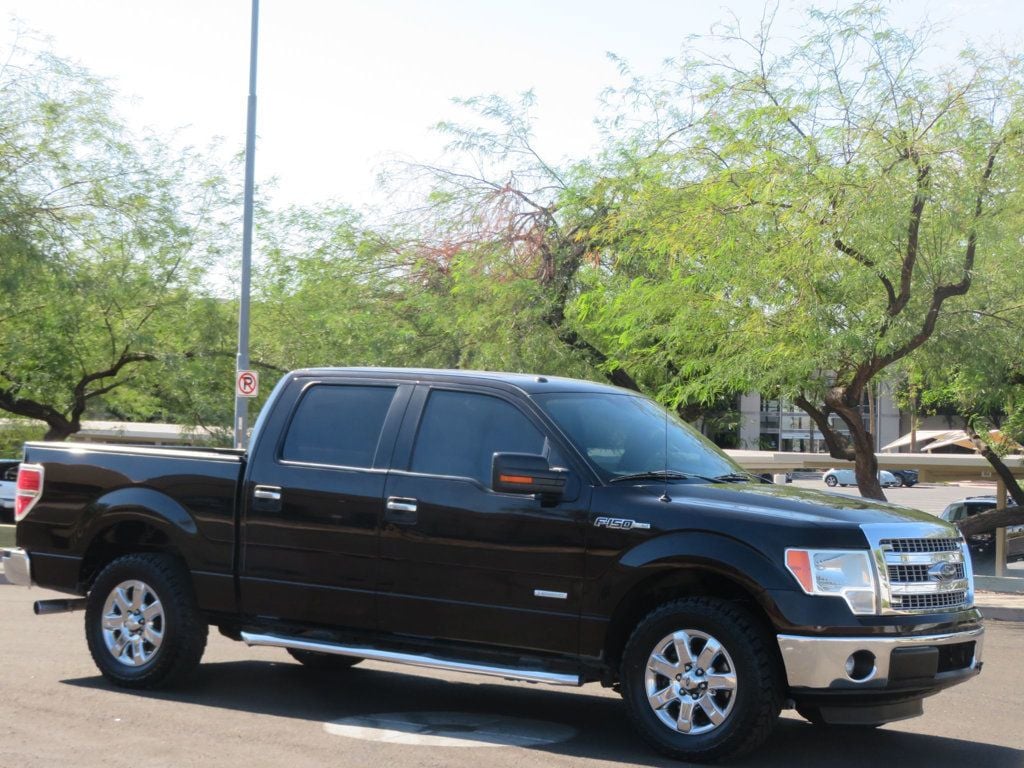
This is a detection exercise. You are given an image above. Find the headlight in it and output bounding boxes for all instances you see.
[785,549,877,615]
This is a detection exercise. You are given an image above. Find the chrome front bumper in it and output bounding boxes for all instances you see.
[778,627,984,689]
[0,547,31,587]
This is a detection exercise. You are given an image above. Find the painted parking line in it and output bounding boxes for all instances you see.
[323,711,577,748]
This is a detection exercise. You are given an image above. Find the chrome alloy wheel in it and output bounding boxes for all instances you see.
[644,629,738,735]
[100,579,165,667]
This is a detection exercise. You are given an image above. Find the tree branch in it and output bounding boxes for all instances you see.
[794,393,855,461]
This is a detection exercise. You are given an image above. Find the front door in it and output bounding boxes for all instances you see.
[378,385,589,654]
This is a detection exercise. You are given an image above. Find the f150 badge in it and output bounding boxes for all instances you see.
[594,517,651,530]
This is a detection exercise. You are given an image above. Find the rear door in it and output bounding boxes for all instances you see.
[240,376,411,629]
[378,384,590,654]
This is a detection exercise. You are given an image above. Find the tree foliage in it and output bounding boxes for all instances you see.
[0,43,230,439]
[571,5,1024,498]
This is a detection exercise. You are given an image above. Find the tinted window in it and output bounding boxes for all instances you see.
[282,385,396,468]
[411,390,554,485]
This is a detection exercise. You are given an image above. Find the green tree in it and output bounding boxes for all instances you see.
[913,306,1024,531]
[575,5,1024,498]
[0,44,228,440]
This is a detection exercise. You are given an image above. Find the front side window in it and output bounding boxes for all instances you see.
[281,384,396,468]
[943,504,963,523]
[535,392,741,483]
[410,390,556,486]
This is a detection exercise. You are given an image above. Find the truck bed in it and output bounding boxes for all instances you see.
[17,441,243,615]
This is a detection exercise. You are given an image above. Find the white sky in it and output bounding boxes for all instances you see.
[2,1,1022,211]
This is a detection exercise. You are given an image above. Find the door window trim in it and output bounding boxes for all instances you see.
[274,380,411,472]
[394,383,585,487]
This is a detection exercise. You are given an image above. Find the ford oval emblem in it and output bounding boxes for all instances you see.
[928,562,959,581]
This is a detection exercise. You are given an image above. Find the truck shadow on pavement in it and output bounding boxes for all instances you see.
[63,660,1022,768]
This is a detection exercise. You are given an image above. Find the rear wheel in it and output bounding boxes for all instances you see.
[287,648,362,670]
[824,475,838,487]
[85,553,207,689]
[620,598,781,762]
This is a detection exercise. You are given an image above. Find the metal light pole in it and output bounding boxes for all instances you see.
[234,0,260,449]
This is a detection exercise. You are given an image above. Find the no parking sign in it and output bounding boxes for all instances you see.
[236,370,259,398]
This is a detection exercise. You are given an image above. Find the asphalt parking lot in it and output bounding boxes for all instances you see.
[0,582,1021,768]
[789,476,992,515]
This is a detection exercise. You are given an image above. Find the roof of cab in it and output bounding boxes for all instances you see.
[290,367,633,396]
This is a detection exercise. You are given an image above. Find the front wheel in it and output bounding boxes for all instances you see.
[620,598,781,762]
[824,475,838,487]
[85,553,208,689]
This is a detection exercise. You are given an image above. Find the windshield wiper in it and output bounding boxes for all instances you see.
[610,470,710,484]
[711,472,760,483]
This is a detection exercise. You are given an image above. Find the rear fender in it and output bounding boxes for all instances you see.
[74,487,198,562]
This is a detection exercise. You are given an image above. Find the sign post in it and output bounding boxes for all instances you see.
[233,0,260,449]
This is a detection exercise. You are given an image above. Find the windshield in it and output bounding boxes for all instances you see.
[534,392,744,483]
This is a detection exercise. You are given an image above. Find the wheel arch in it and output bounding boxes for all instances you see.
[602,565,784,676]
[77,488,197,591]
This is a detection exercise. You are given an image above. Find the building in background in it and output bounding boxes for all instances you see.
[738,386,903,452]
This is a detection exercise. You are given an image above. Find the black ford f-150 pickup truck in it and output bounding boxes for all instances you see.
[1,368,983,761]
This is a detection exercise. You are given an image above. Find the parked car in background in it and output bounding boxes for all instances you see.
[940,496,1023,560]
[889,469,919,487]
[0,460,19,523]
[823,468,899,488]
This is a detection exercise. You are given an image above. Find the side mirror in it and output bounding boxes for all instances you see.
[492,453,567,501]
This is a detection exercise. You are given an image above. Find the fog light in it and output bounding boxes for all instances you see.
[845,651,875,681]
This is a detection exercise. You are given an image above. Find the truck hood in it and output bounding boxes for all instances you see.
[605,480,946,531]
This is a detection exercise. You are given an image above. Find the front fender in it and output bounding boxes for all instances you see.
[618,530,790,590]
[579,531,797,658]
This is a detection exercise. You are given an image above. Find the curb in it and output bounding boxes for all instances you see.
[979,606,1024,622]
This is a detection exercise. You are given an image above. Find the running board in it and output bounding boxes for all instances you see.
[240,631,582,687]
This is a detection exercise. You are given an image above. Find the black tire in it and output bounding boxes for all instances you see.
[287,648,362,669]
[620,598,781,763]
[85,553,208,689]
[824,475,838,487]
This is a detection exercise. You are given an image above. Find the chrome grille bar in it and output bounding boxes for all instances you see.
[862,523,974,615]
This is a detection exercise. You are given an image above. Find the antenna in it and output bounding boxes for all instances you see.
[660,398,671,503]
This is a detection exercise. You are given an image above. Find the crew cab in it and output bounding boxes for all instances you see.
[1,368,984,762]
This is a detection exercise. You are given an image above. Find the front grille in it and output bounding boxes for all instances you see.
[888,563,965,583]
[891,591,967,611]
[881,538,961,553]
[864,524,974,615]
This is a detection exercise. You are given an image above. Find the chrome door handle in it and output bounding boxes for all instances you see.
[386,498,417,513]
[254,486,282,501]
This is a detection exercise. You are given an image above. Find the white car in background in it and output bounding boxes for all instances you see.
[823,467,900,488]
[0,460,19,522]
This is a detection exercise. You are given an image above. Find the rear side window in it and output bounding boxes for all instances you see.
[282,385,396,468]
[410,390,554,486]
[965,502,995,517]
